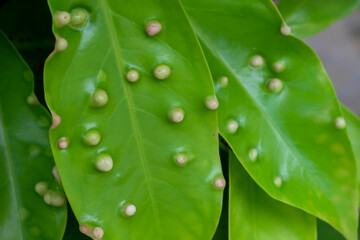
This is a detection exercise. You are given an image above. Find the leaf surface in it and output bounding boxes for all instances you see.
[342,105,360,206]
[182,0,358,238]
[229,152,316,240]
[44,0,223,239]
[0,31,67,240]
[277,0,360,38]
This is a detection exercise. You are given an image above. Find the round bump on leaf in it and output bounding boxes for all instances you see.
[281,24,291,36]
[126,69,140,83]
[54,11,71,28]
[92,227,104,239]
[27,92,39,105]
[52,166,61,183]
[213,177,226,190]
[50,111,61,130]
[79,225,92,238]
[267,78,283,92]
[43,191,52,205]
[248,148,258,162]
[35,182,48,196]
[91,89,108,107]
[168,108,185,123]
[218,76,229,87]
[94,153,113,172]
[205,96,219,110]
[83,129,101,146]
[226,119,238,134]
[55,36,68,52]
[70,8,89,28]
[274,176,283,188]
[250,55,264,67]
[51,192,66,207]
[174,153,187,166]
[335,117,346,129]
[123,203,136,217]
[146,20,162,36]
[57,137,68,150]
[272,61,286,73]
[153,64,171,80]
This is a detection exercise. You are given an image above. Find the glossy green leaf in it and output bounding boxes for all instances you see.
[182,0,358,239]
[229,152,316,240]
[277,0,360,38]
[342,105,360,206]
[44,0,223,239]
[0,31,67,240]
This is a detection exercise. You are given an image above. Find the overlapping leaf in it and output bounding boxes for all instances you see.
[182,0,358,238]
[229,152,316,240]
[0,31,67,240]
[45,0,222,239]
[277,0,360,38]
[343,106,360,206]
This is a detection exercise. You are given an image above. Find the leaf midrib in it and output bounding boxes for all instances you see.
[99,0,162,236]
[0,101,24,240]
[193,25,321,197]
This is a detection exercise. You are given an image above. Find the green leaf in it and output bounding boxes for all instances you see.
[212,148,229,240]
[182,0,358,239]
[44,0,223,239]
[317,219,345,240]
[317,216,360,240]
[62,206,91,240]
[342,105,360,206]
[0,31,67,240]
[277,0,360,38]
[229,152,316,240]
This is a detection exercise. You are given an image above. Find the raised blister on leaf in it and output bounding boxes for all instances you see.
[0,31,66,239]
[45,1,223,239]
[183,0,358,238]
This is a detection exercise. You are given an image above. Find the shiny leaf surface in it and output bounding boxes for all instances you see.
[0,31,67,240]
[44,0,222,239]
[182,0,358,239]
[277,0,360,38]
[229,152,316,240]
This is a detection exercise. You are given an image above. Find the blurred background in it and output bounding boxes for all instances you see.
[306,10,360,115]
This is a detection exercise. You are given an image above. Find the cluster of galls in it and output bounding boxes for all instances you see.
[216,22,347,189]
[48,6,232,239]
[34,179,66,207]
[24,91,66,207]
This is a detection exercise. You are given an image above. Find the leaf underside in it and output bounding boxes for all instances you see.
[0,31,67,240]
